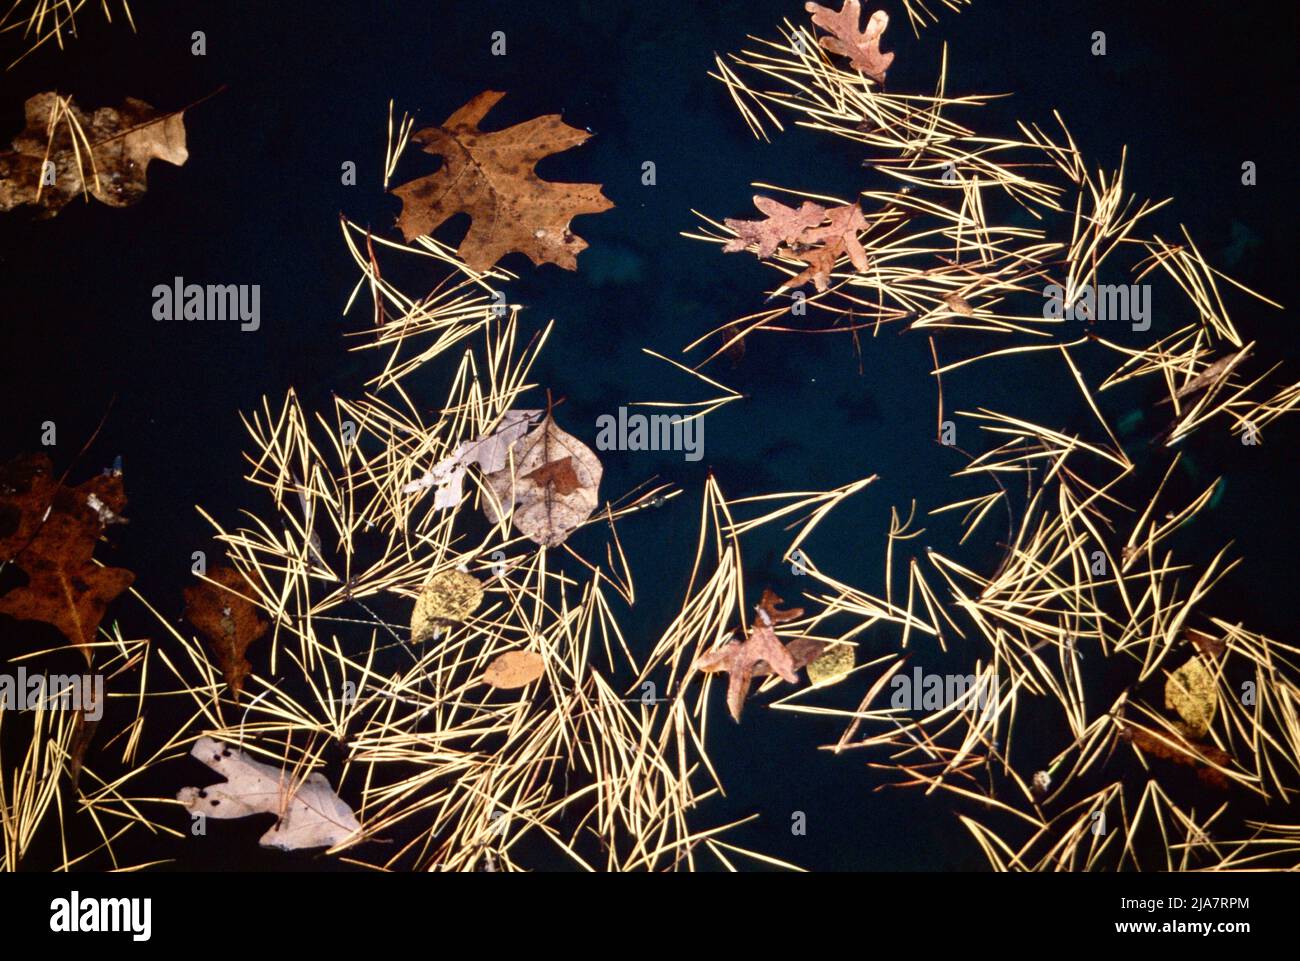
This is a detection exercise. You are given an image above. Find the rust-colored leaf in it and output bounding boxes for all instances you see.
[483,650,545,689]
[784,203,870,292]
[0,453,133,663]
[521,456,580,496]
[805,1,895,83]
[1119,723,1233,790]
[695,590,805,722]
[391,90,613,272]
[0,92,188,217]
[724,196,827,259]
[183,567,269,699]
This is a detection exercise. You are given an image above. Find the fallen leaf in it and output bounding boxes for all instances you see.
[783,203,869,292]
[177,737,361,851]
[807,642,855,686]
[411,569,483,643]
[0,92,187,217]
[67,710,99,788]
[1185,627,1227,660]
[695,590,803,722]
[483,650,545,689]
[1119,723,1233,791]
[724,196,827,259]
[482,413,602,547]
[0,453,133,662]
[805,1,895,84]
[521,456,580,495]
[1164,655,1218,739]
[391,91,613,271]
[942,292,974,316]
[402,409,542,507]
[183,567,269,699]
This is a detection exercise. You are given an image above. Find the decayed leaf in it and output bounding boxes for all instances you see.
[785,203,870,291]
[805,1,895,84]
[483,650,545,689]
[723,198,869,293]
[67,710,100,788]
[410,568,483,642]
[724,196,827,259]
[391,91,613,271]
[177,737,361,851]
[0,453,133,662]
[695,590,804,722]
[942,292,974,316]
[1164,655,1218,738]
[0,92,187,217]
[1119,724,1233,791]
[1185,627,1227,659]
[183,567,269,699]
[403,409,541,507]
[806,642,855,687]
[482,413,602,547]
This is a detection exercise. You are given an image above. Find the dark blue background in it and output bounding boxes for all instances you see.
[0,1,1295,870]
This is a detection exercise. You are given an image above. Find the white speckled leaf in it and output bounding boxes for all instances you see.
[176,736,360,851]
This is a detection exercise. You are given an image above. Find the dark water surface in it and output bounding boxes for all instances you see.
[0,1,1295,870]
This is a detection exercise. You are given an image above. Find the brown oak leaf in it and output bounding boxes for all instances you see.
[0,92,187,217]
[0,453,133,663]
[805,1,895,84]
[784,203,869,291]
[391,90,613,272]
[695,590,806,722]
[183,567,269,699]
[724,196,827,259]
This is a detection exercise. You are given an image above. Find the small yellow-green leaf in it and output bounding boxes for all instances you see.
[806,642,854,687]
[411,569,483,643]
[1164,656,1217,739]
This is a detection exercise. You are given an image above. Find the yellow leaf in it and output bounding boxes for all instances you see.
[1164,656,1217,738]
[807,643,854,687]
[411,569,483,643]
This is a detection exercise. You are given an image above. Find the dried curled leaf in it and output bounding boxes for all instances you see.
[0,453,133,662]
[695,589,804,722]
[411,569,483,642]
[724,196,827,258]
[483,650,545,689]
[806,1,895,84]
[1164,655,1218,738]
[391,90,613,271]
[0,92,187,217]
[177,737,361,851]
[183,567,269,699]
[722,197,870,293]
[1120,723,1233,791]
[402,409,541,505]
[483,413,602,547]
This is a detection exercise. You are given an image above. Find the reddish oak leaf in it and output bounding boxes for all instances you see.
[521,455,580,496]
[183,566,269,699]
[391,90,613,272]
[724,196,827,259]
[0,453,133,663]
[695,590,805,722]
[805,1,895,84]
[784,203,869,291]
